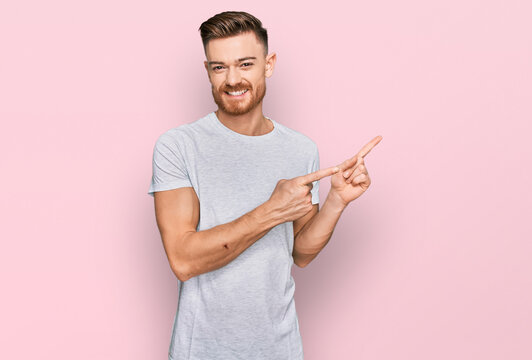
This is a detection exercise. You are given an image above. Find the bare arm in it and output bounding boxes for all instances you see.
[292,203,319,267]
[292,191,346,267]
[154,164,340,281]
[293,135,383,268]
[154,187,283,282]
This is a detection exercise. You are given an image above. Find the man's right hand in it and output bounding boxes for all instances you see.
[266,166,340,222]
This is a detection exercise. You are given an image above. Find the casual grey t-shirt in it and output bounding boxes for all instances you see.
[148,111,320,360]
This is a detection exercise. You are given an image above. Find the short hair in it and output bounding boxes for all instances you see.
[199,11,268,56]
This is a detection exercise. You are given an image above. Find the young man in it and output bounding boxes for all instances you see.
[148,11,381,360]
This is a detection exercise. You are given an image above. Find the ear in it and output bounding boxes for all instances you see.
[265,52,277,78]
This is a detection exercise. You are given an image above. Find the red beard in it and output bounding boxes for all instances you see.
[211,80,266,116]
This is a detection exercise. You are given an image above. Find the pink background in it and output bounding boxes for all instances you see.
[1,1,531,359]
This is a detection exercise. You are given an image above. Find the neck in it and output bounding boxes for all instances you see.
[215,105,273,136]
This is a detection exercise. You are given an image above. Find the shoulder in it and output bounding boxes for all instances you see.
[154,113,212,147]
[273,120,318,155]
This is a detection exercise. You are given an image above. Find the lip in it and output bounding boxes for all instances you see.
[224,89,249,98]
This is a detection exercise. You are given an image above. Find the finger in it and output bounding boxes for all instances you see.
[339,154,363,175]
[356,135,383,159]
[347,163,366,183]
[298,165,340,185]
[346,163,366,182]
[342,157,363,178]
[352,172,369,186]
[337,136,382,172]
[344,163,366,182]
[338,151,367,172]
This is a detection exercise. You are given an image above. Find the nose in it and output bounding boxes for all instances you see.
[225,66,242,87]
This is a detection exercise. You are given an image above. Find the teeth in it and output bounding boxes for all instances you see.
[227,89,248,96]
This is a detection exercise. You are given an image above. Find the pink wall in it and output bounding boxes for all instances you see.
[1,1,531,359]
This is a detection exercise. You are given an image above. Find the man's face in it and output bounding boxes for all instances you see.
[204,31,276,116]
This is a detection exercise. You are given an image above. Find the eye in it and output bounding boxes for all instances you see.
[212,66,224,71]
[241,63,253,67]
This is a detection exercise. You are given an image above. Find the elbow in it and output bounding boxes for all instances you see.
[174,265,191,282]
[293,257,309,268]
[171,260,192,282]
[293,250,315,268]
[170,232,196,282]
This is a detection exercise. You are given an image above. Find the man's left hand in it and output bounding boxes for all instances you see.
[329,135,383,206]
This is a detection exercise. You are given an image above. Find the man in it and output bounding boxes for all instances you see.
[148,11,382,360]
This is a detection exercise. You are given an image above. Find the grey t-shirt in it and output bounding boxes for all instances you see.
[148,111,320,360]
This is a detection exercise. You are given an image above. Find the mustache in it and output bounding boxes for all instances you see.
[221,84,251,92]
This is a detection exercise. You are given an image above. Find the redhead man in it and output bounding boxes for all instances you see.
[148,10,381,360]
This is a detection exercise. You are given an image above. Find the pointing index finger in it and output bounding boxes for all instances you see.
[357,135,383,159]
[298,165,340,186]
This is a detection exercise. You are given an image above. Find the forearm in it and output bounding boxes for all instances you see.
[293,190,347,267]
[179,201,283,281]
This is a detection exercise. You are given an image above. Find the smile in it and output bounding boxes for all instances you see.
[224,89,249,97]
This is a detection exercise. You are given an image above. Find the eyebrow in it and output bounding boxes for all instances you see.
[207,57,257,66]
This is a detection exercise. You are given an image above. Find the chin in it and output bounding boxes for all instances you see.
[217,101,255,116]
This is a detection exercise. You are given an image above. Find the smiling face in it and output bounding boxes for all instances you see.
[204,31,276,116]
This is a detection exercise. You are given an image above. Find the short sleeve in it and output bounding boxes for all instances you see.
[309,144,320,204]
[147,133,193,197]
